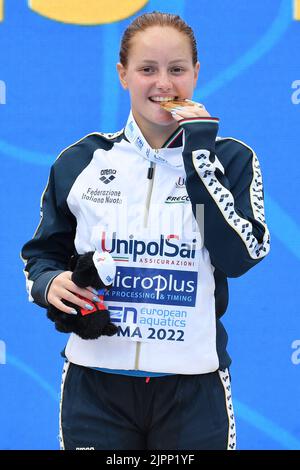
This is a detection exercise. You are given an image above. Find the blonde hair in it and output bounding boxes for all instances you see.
[119,11,198,67]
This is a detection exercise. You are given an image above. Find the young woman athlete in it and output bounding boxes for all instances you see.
[22,12,270,450]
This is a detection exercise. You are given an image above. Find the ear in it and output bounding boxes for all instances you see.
[71,252,95,287]
[193,61,200,88]
[117,62,128,90]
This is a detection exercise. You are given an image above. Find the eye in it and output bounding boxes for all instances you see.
[170,67,184,74]
[141,67,155,74]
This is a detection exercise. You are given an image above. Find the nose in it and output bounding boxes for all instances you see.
[156,71,172,91]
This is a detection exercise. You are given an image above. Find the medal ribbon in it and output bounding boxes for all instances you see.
[124,111,184,170]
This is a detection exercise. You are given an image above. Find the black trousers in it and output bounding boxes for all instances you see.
[59,361,236,450]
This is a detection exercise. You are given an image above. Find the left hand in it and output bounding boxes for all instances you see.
[170,100,211,121]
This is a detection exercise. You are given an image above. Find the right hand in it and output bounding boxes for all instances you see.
[47,271,99,315]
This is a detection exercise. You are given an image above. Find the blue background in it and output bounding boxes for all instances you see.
[0,0,299,450]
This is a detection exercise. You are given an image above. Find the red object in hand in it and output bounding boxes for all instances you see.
[76,294,107,317]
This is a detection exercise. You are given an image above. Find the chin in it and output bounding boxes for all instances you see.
[158,118,177,127]
[153,112,175,126]
[158,117,177,127]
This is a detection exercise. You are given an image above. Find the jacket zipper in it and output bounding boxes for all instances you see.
[134,160,156,370]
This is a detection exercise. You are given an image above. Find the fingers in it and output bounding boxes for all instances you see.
[49,298,78,315]
[166,101,211,121]
[86,286,100,295]
[47,271,100,314]
[171,111,185,122]
[65,278,101,303]
[185,99,206,109]
[171,104,211,120]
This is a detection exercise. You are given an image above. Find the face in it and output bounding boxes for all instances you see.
[117,26,200,137]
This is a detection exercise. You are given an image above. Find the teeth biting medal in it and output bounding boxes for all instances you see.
[160,98,206,112]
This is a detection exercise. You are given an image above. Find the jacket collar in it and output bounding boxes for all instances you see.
[124,111,184,170]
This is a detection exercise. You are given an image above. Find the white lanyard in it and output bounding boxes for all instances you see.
[124,111,184,170]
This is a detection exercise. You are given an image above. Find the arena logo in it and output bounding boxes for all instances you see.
[100,232,197,262]
[99,169,117,185]
[76,447,95,451]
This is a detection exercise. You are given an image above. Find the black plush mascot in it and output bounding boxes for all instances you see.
[47,251,118,340]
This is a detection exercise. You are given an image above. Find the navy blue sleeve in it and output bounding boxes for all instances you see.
[21,163,77,308]
[179,117,270,277]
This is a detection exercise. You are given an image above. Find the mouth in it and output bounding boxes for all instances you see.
[148,96,179,104]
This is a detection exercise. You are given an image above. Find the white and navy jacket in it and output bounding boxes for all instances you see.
[21,113,270,375]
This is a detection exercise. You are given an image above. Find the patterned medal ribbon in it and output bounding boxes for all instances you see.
[124,110,184,170]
